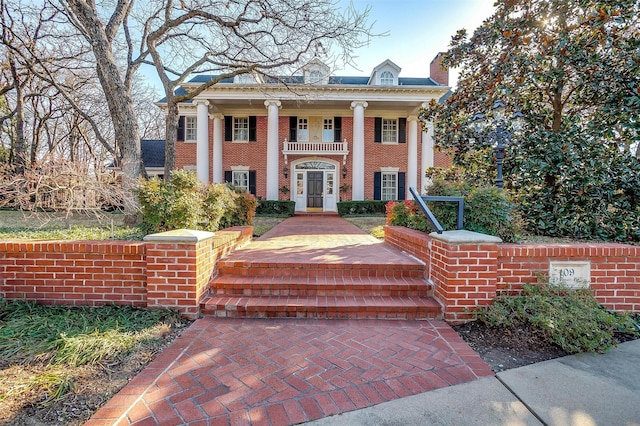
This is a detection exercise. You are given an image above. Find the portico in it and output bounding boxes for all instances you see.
[173,56,450,211]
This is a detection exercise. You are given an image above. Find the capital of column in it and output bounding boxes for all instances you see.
[350,101,368,110]
[408,115,418,122]
[193,99,210,107]
[211,113,224,120]
[264,100,282,109]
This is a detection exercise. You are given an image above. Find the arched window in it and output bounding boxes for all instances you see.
[380,71,394,85]
[308,70,324,83]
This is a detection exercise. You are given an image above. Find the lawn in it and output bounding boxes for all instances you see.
[0,300,189,425]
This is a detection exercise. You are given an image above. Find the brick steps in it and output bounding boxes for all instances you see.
[216,260,426,279]
[200,295,442,319]
[201,257,442,320]
[210,276,432,297]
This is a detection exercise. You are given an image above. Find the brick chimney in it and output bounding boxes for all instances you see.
[430,52,449,86]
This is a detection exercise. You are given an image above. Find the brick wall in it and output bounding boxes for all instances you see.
[385,226,640,323]
[0,227,253,319]
[174,113,452,201]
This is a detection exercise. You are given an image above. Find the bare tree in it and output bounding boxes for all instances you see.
[140,0,374,177]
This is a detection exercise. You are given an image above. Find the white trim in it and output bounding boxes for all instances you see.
[231,165,250,171]
[380,167,399,172]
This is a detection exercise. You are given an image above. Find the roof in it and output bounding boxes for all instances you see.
[141,139,165,168]
[184,74,441,87]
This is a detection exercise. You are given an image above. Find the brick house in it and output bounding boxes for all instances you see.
[160,54,451,213]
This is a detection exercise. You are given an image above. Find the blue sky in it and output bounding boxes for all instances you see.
[140,0,497,92]
[337,0,497,84]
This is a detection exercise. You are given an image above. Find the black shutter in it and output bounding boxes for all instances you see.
[398,118,407,143]
[373,172,381,200]
[374,117,382,143]
[177,116,185,141]
[224,171,232,183]
[289,116,297,142]
[224,116,232,141]
[334,116,342,142]
[249,171,256,195]
[398,172,406,200]
[249,116,257,142]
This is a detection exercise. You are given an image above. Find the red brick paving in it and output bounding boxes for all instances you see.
[87,217,493,425]
[88,318,493,425]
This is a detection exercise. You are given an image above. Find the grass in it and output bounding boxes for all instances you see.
[0,300,187,408]
[344,216,386,238]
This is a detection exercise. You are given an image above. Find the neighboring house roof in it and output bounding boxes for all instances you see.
[141,139,165,168]
[107,139,165,169]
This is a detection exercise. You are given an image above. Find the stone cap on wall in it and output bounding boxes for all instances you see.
[430,230,502,244]
[143,229,216,243]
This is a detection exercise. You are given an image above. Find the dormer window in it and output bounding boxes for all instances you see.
[309,71,323,83]
[303,60,330,84]
[234,73,255,84]
[380,71,394,85]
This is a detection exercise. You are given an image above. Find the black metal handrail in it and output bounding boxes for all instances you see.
[409,187,464,234]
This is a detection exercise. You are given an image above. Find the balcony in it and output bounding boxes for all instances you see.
[282,139,349,163]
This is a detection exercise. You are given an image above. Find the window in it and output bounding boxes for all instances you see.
[380,71,394,85]
[185,117,197,141]
[309,70,323,83]
[233,117,249,141]
[382,119,397,143]
[381,172,397,201]
[232,171,249,192]
[323,118,333,142]
[298,118,309,142]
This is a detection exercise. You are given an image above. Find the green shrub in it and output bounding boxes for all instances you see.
[337,200,387,216]
[477,283,640,354]
[136,170,257,234]
[386,179,523,242]
[256,200,296,217]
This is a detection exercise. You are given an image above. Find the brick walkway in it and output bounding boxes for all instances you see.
[87,217,493,425]
[88,318,492,425]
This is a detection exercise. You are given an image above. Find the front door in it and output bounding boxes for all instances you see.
[307,171,323,209]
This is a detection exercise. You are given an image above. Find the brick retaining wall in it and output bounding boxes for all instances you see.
[0,227,252,319]
[385,226,640,323]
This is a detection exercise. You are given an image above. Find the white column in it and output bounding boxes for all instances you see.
[195,100,210,183]
[407,116,418,198]
[212,114,224,184]
[350,101,368,200]
[422,121,435,192]
[265,100,281,200]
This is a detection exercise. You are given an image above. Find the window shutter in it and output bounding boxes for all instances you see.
[224,171,232,183]
[224,116,232,141]
[374,117,382,143]
[334,116,342,142]
[177,116,185,142]
[373,172,381,200]
[249,171,256,196]
[398,172,406,200]
[398,118,407,143]
[289,116,297,142]
[249,116,257,142]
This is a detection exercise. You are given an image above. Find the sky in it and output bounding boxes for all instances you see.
[141,0,497,92]
[335,0,497,85]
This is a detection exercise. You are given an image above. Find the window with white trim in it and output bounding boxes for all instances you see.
[232,170,249,192]
[233,117,249,141]
[185,117,197,141]
[323,118,333,142]
[380,71,394,85]
[382,119,397,143]
[298,118,309,142]
[381,172,397,201]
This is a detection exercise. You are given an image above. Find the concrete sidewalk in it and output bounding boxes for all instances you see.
[306,339,640,425]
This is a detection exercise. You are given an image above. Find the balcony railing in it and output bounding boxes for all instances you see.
[282,139,349,156]
[282,139,349,164]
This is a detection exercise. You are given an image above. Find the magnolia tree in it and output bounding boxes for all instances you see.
[421,0,640,241]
